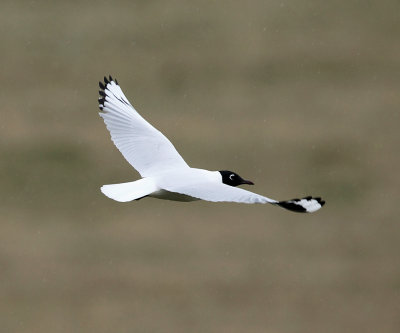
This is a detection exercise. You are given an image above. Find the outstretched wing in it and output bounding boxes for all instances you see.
[160,179,324,213]
[160,179,278,204]
[98,75,189,177]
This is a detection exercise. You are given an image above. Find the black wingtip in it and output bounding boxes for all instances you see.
[100,75,117,88]
[276,196,325,213]
[277,200,307,213]
[98,75,119,110]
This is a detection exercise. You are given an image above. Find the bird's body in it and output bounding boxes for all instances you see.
[98,76,325,213]
[101,169,217,203]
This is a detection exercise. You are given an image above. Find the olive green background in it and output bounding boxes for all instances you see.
[1,0,399,332]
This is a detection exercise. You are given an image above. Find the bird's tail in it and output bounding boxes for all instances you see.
[274,196,325,213]
[101,178,158,202]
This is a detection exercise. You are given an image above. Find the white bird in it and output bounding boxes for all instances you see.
[98,75,325,213]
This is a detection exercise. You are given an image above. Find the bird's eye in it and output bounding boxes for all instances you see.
[229,174,235,180]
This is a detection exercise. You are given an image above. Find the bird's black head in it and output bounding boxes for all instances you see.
[219,170,254,187]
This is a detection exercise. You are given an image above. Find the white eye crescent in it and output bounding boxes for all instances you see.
[229,174,235,180]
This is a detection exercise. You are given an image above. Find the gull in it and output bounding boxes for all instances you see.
[98,75,325,213]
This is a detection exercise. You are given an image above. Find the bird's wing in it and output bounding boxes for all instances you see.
[159,178,324,212]
[160,179,278,204]
[98,76,189,177]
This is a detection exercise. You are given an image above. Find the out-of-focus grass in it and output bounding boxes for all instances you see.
[1,0,400,332]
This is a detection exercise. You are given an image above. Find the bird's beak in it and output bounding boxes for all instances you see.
[241,179,254,185]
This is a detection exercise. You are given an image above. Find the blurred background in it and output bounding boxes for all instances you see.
[1,0,399,332]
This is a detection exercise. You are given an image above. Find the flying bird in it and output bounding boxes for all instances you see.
[98,75,325,213]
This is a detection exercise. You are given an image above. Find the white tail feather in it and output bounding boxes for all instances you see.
[101,178,158,202]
